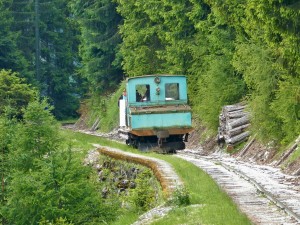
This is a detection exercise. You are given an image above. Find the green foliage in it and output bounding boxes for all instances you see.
[69,0,123,95]
[9,98,60,171]
[3,99,118,224]
[84,82,125,132]
[0,0,28,75]
[114,0,165,76]
[154,0,196,74]
[0,108,17,224]
[167,186,190,207]
[232,42,281,141]
[115,0,198,76]
[130,170,157,212]
[5,147,117,224]
[271,75,300,143]
[189,14,246,129]
[39,0,82,119]
[10,0,82,119]
[0,70,36,117]
[39,217,74,225]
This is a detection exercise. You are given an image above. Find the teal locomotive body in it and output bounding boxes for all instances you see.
[119,74,193,152]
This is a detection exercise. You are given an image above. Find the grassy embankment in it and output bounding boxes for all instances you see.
[62,129,251,225]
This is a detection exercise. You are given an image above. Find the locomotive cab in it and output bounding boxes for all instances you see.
[119,75,193,152]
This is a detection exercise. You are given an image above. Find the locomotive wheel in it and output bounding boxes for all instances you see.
[126,134,185,153]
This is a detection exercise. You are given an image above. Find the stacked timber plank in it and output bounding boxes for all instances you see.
[218,104,250,147]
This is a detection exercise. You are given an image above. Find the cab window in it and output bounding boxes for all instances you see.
[135,84,150,102]
[165,83,179,100]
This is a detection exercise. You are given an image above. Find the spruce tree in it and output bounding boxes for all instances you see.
[0,69,36,117]
[69,0,123,94]
[11,0,81,119]
[0,0,28,75]
[4,99,117,224]
[0,108,17,225]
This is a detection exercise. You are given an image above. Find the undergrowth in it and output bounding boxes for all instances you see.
[84,82,125,132]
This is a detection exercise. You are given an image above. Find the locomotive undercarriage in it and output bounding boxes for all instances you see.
[126,133,187,153]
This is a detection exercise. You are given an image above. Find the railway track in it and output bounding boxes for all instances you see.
[177,149,300,225]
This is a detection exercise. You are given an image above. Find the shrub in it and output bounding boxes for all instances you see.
[131,170,157,212]
[168,186,191,206]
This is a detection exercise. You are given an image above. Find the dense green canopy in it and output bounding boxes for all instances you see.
[0,0,299,141]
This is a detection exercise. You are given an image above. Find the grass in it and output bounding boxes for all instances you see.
[147,154,251,225]
[58,118,79,125]
[83,82,125,132]
[61,129,137,153]
[61,129,252,225]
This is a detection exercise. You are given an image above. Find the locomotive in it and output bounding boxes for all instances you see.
[118,75,193,152]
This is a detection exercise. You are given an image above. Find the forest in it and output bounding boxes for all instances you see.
[1,0,299,143]
[0,0,300,224]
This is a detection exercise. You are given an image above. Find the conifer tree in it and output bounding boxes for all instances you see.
[0,69,36,117]
[11,0,81,119]
[0,0,28,75]
[69,0,123,94]
[114,0,165,76]
[4,99,117,224]
[0,108,17,225]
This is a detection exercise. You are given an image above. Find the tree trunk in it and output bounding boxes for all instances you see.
[223,104,246,113]
[227,115,249,130]
[227,111,249,119]
[227,124,250,137]
[275,135,300,166]
[226,131,250,145]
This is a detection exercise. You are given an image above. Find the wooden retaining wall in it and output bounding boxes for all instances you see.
[95,145,182,197]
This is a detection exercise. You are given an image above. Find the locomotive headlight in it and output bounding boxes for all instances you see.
[156,87,160,95]
[154,76,161,84]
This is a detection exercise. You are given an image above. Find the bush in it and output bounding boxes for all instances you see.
[168,186,191,207]
[0,69,36,118]
[131,170,157,212]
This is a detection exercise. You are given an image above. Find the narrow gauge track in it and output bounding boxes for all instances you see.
[177,149,300,225]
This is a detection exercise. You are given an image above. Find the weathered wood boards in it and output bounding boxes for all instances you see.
[218,103,250,147]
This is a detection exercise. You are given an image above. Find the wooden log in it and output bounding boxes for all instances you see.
[223,105,246,113]
[226,118,238,125]
[275,135,300,166]
[219,103,251,148]
[227,115,249,130]
[293,167,300,176]
[238,136,256,158]
[226,131,250,145]
[227,111,249,119]
[227,124,250,137]
[91,118,100,131]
